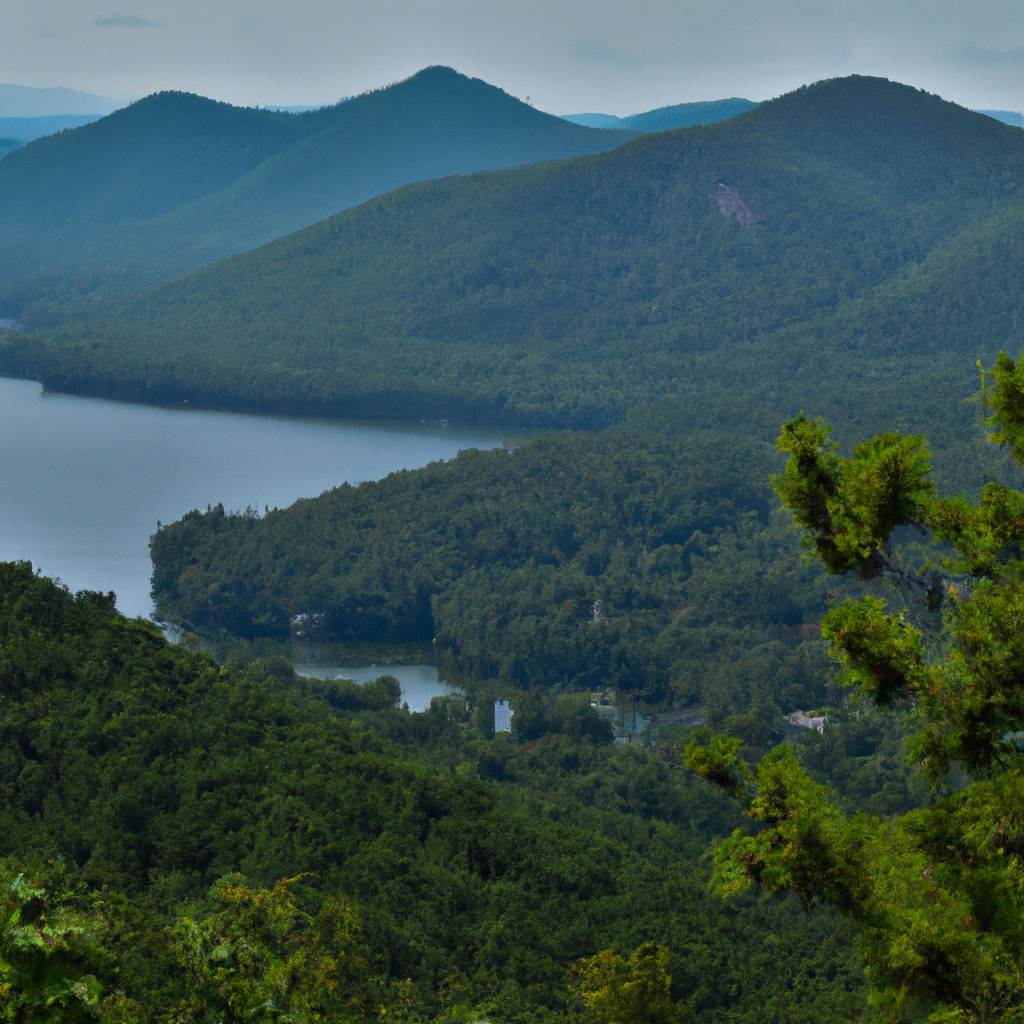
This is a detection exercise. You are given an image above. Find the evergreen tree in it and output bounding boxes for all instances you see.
[686,353,1024,1022]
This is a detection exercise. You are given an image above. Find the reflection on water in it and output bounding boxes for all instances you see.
[0,378,505,618]
[293,664,454,712]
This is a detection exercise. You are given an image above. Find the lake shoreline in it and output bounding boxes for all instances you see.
[0,376,505,619]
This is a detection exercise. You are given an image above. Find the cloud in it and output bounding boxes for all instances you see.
[94,12,159,28]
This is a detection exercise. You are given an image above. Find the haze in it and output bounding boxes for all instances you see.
[2,0,1023,115]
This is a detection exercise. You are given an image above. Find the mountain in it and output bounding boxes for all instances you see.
[562,97,758,130]
[0,92,325,302]
[0,113,107,144]
[562,112,623,128]
[7,76,1024,478]
[0,82,121,117]
[0,67,639,317]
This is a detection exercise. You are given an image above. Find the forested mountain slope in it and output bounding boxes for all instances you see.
[0,561,867,1023]
[0,67,638,317]
[152,425,837,727]
[0,92,322,306]
[10,75,1023,465]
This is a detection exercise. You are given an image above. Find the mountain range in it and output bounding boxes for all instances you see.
[0,114,108,146]
[0,67,641,317]
[7,75,1022,486]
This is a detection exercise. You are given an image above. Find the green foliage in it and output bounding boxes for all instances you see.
[681,734,750,798]
[569,942,675,1024]
[821,597,927,705]
[171,875,366,1024]
[0,561,867,1024]
[773,414,933,576]
[0,862,111,1023]
[687,376,1024,1019]
[987,351,1024,464]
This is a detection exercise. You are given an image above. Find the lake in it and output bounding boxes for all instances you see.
[0,378,506,619]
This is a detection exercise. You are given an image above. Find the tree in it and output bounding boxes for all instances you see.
[0,861,114,1023]
[569,942,675,1024]
[685,354,1024,1023]
[171,875,367,1024]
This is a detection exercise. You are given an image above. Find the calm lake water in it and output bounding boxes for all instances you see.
[0,378,505,619]
[293,664,455,712]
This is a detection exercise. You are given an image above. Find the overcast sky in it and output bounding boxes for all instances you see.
[2,0,1023,116]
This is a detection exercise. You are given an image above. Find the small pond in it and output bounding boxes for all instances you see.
[292,664,455,712]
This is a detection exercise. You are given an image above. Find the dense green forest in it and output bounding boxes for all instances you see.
[5,75,1023,474]
[0,561,877,1022]
[682,370,1024,1020]
[8,67,1024,1022]
[0,67,639,319]
[152,422,838,738]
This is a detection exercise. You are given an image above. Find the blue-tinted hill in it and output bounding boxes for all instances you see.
[0,67,639,317]
[0,83,120,117]
[0,114,106,144]
[562,97,758,131]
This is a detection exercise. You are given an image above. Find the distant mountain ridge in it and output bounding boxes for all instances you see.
[0,83,122,117]
[0,67,640,318]
[8,75,1024,486]
[0,114,107,145]
[562,97,758,130]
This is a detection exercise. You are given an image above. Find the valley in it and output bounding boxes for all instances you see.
[0,63,1021,1024]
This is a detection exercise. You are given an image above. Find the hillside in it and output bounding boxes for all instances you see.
[0,561,868,1023]
[9,75,1024,476]
[150,423,843,718]
[0,92,323,307]
[562,96,758,130]
[0,67,638,316]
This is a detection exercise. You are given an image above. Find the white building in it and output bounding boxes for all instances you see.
[494,699,514,733]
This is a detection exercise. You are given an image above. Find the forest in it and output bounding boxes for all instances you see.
[145,352,1024,1020]
[2,76,1023,462]
[0,560,877,1023]
[152,424,832,720]
[3,67,1024,1023]
[0,67,638,320]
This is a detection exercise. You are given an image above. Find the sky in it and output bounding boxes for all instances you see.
[1,0,1023,116]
